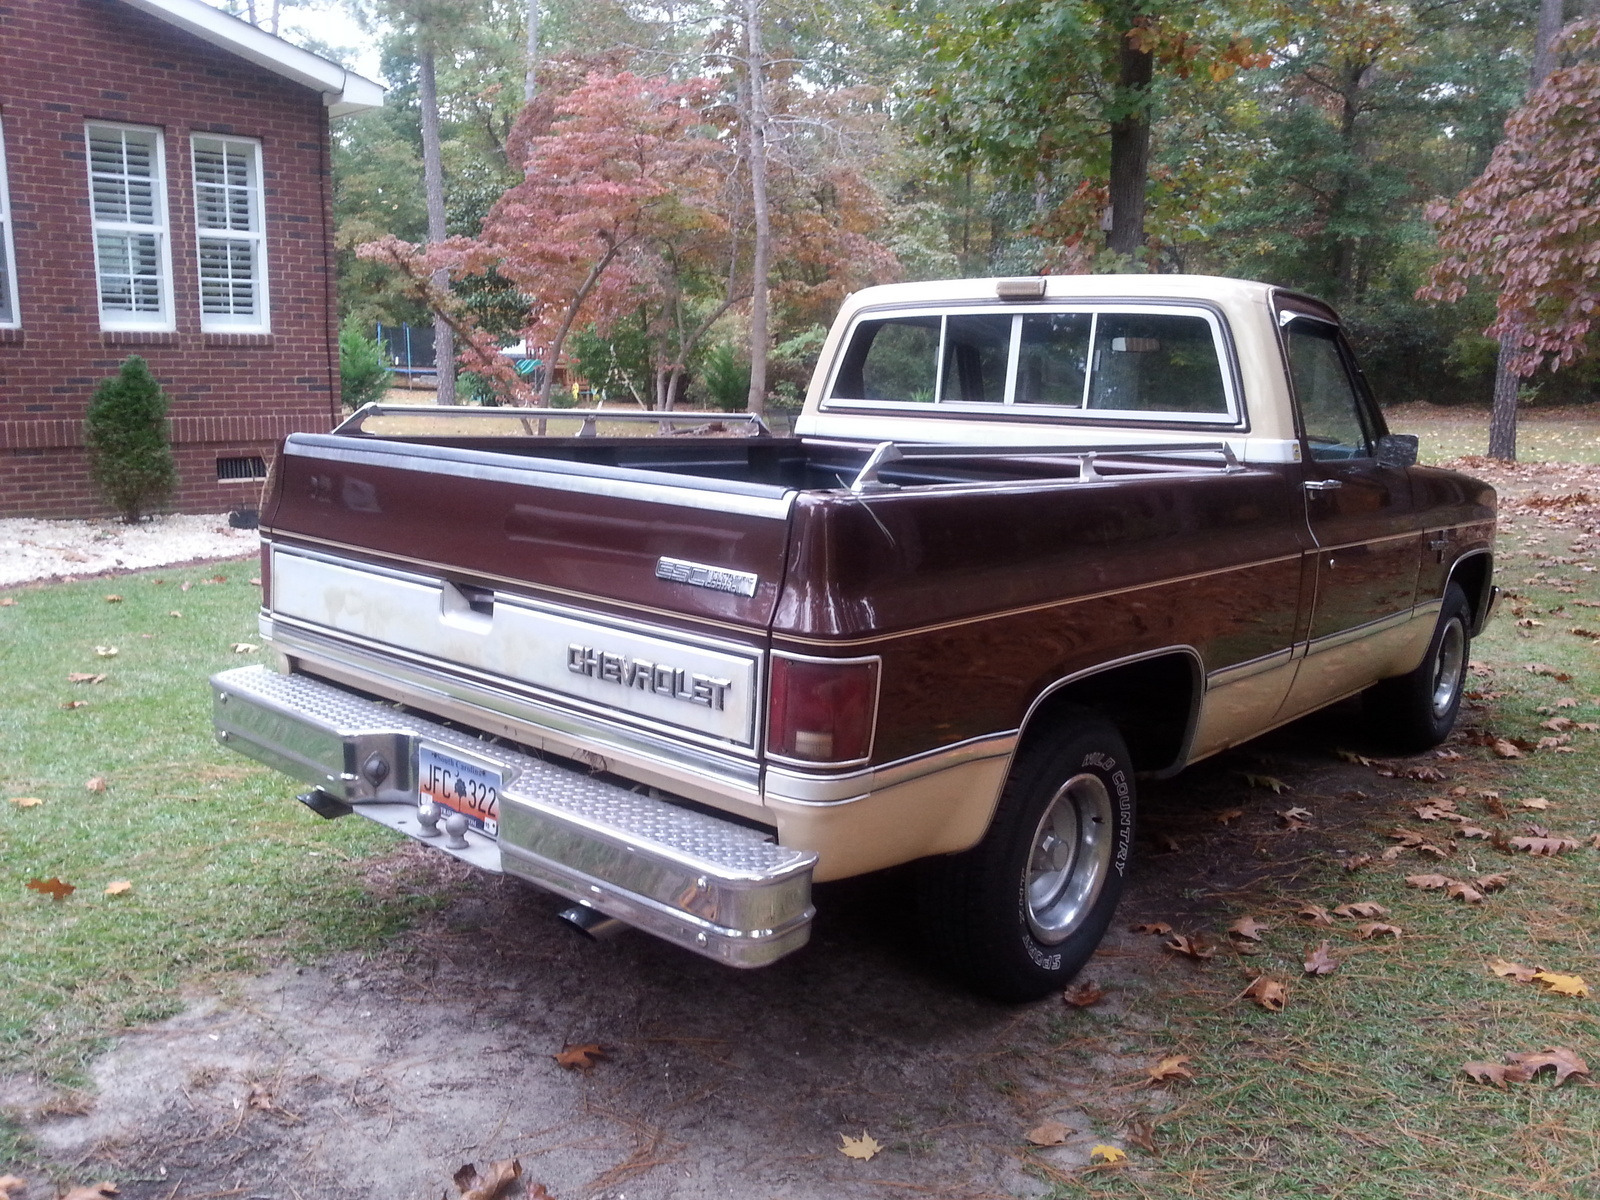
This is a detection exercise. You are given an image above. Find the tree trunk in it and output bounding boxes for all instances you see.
[1487,0,1564,460]
[524,0,540,103]
[418,48,457,405]
[1106,22,1153,259]
[743,0,770,416]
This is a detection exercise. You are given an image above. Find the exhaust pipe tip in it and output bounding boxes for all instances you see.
[558,903,629,942]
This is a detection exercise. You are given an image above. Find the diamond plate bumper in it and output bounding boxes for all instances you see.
[211,665,816,967]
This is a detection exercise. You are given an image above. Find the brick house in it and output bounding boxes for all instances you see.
[0,0,382,518]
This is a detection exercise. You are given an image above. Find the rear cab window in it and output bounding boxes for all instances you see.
[826,304,1237,424]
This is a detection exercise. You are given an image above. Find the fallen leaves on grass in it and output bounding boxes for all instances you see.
[1343,854,1372,872]
[1509,834,1580,856]
[104,880,132,896]
[26,877,74,901]
[0,597,15,606]
[1214,808,1244,825]
[1163,934,1214,961]
[1303,942,1339,975]
[66,672,105,684]
[1144,1055,1195,1085]
[1490,958,1541,983]
[839,1132,883,1161]
[1406,873,1452,890]
[0,1177,25,1200]
[1354,922,1402,940]
[1476,873,1510,891]
[1227,916,1269,941]
[1298,905,1334,926]
[1241,977,1288,1011]
[1463,1048,1589,1088]
[1026,1120,1076,1146]
[1532,971,1589,998]
[1446,880,1485,903]
[1333,901,1388,918]
[1277,806,1312,829]
[103,594,122,603]
[1525,663,1573,682]
[1089,1145,1127,1165]
[61,700,89,710]
[1491,739,1523,759]
[453,1160,523,1200]
[85,776,106,793]
[8,796,43,808]
[1062,981,1105,1007]
[58,1184,118,1200]
[552,1043,606,1071]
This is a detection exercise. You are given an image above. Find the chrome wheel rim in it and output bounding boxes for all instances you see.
[1025,772,1116,945]
[1431,618,1467,719]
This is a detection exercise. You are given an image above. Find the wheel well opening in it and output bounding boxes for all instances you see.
[1021,654,1198,775]
[1450,553,1493,634]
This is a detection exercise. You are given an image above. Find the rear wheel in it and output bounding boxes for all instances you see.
[1364,582,1472,752]
[920,716,1135,1001]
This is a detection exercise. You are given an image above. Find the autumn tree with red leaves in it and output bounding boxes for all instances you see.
[1423,14,1600,458]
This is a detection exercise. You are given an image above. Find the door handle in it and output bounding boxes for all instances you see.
[1303,479,1344,492]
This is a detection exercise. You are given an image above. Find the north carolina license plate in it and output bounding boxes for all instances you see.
[418,745,501,836]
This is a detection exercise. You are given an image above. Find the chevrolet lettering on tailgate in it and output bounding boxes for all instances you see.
[566,643,733,711]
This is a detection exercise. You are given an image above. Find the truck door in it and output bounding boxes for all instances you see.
[1277,312,1422,718]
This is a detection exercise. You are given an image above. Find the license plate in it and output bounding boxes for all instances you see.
[418,745,501,836]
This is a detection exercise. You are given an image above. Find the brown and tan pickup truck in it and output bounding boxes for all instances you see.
[212,274,1497,999]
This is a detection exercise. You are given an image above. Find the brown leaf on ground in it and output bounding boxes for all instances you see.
[1506,1047,1590,1085]
[1539,717,1574,731]
[1303,942,1339,975]
[1489,958,1540,984]
[1590,833,1600,850]
[1026,1120,1076,1147]
[839,1132,883,1161]
[1555,697,1581,707]
[1227,916,1269,942]
[26,877,74,901]
[1241,976,1287,1011]
[66,673,105,684]
[103,594,122,603]
[1145,1055,1195,1085]
[1123,1116,1158,1155]
[1458,824,1492,839]
[1405,874,1451,890]
[1244,774,1289,793]
[245,1083,276,1111]
[84,776,106,793]
[1462,1061,1524,1088]
[1491,739,1524,759]
[553,1043,606,1071]
[1510,835,1579,856]
[0,597,15,606]
[1130,922,1172,936]
[61,700,88,710]
[0,1176,26,1200]
[1298,905,1334,926]
[457,1159,522,1200]
[103,880,132,896]
[59,1184,118,1200]
[1525,663,1574,682]
[1333,902,1388,919]
[1163,934,1215,961]
[1532,971,1589,999]
[1414,803,1450,821]
[1446,881,1485,904]
[1475,874,1510,892]
[1062,981,1105,1008]
[1277,807,1312,828]
[1214,808,1244,825]
[8,797,43,808]
[1343,854,1373,872]
[1354,922,1402,940]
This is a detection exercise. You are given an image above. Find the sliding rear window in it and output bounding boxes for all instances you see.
[826,306,1234,421]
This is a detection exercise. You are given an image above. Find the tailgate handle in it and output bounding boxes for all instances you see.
[441,581,495,630]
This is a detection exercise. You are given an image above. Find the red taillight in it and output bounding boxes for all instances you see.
[766,655,880,764]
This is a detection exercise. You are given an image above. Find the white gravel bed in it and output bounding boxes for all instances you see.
[0,513,258,587]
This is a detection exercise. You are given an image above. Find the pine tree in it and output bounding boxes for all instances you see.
[84,356,177,524]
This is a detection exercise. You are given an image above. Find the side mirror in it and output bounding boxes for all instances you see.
[1376,433,1418,467]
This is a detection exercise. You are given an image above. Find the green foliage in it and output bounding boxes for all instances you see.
[84,356,176,525]
[568,317,654,408]
[339,319,393,409]
[699,343,752,412]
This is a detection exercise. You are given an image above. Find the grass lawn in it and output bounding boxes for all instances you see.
[0,563,442,1087]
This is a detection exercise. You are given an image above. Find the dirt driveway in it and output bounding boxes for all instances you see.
[6,696,1455,1200]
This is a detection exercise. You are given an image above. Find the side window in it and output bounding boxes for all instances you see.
[86,123,173,330]
[833,316,939,402]
[0,115,18,327]
[1286,321,1376,460]
[1087,313,1227,414]
[940,313,1011,403]
[192,136,269,332]
[1015,312,1091,405]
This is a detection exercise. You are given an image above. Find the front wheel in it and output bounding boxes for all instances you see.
[1364,582,1472,752]
[919,716,1135,1001]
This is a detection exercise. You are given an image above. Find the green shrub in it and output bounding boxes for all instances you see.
[340,319,392,409]
[701,342,751,412]
[84,355,177,524]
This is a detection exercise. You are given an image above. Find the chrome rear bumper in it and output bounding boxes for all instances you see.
[210,666,816,967]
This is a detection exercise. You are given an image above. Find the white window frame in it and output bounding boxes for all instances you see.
[190,134,270,333]
[85,122,175,332]
[0,116,22,328]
